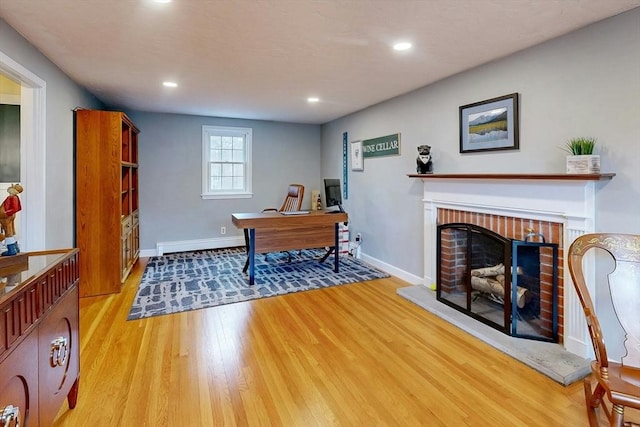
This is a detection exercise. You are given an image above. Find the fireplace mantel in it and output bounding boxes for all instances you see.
[414,173,612,358]
[408,173,615,181]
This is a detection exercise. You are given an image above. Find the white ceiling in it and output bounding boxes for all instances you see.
[1,0,638,124]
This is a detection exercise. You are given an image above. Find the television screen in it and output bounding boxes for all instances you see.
[324,178,343,212]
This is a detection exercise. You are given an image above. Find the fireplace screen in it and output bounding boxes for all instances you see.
[437,223,558,342]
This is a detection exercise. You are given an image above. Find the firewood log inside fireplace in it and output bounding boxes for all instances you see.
[470,265,530,308]
[471,264,505,277]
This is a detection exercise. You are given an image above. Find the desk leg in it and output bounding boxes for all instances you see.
[249,228,256,286]
[319,247,333,263]
[334,222,339,273]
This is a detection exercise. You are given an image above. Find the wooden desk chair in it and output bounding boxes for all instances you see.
[568,233,640,427]
[265,184,305,213]
[242,184,304,273]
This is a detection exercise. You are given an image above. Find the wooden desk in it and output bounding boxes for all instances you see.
[231,211,348,285]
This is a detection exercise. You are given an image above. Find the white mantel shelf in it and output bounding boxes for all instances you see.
[407,173,615,181]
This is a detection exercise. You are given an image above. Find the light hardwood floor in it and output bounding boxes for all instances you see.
[52,258,637,426]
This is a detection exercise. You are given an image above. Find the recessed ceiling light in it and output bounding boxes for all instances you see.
[307,97,320,103]
[154,0,172,3]
[393,42,412,51]
[163,81,178,88]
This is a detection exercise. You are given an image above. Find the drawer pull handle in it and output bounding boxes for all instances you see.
[50,336,68,367]
[0,404,20,427]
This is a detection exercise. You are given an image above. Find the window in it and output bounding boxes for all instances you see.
[202,125,252,199]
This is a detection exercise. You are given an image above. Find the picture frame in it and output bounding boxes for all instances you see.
[459,93,519,153]
[350,140,364,171]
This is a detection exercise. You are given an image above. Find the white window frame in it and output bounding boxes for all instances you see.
[201,125,253,199]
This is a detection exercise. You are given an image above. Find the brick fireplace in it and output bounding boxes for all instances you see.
[409,173,615,358]
[437,211,561,342]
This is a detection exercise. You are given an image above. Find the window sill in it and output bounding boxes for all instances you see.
[202,192,253,200]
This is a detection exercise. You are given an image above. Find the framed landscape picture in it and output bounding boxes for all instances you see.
[459,93,519,153]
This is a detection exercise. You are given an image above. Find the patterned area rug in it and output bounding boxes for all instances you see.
[128,247,389,320]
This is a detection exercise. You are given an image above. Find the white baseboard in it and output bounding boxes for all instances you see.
[140,241,423,286]
[140,236,245,257]
[359,252,423,285]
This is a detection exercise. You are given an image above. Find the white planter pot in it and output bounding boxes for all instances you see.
[566,155,600,174]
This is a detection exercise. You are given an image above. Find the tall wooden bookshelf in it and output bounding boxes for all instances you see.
[75,109,140,297]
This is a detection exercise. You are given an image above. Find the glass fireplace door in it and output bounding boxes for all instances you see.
[511,239,559,342]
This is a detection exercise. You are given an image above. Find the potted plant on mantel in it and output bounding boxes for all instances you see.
[563,137,600,174]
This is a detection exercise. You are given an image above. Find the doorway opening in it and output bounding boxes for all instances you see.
[0,49,46,251]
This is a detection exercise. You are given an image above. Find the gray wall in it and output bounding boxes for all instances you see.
[127,111,321,250]
[0,18,103,248]
[321,9,640,279]
[2,8,638,273]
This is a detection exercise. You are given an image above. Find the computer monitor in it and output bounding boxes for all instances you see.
[324,178,344,213]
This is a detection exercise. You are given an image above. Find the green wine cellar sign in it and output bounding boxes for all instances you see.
[362,133,400,158]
